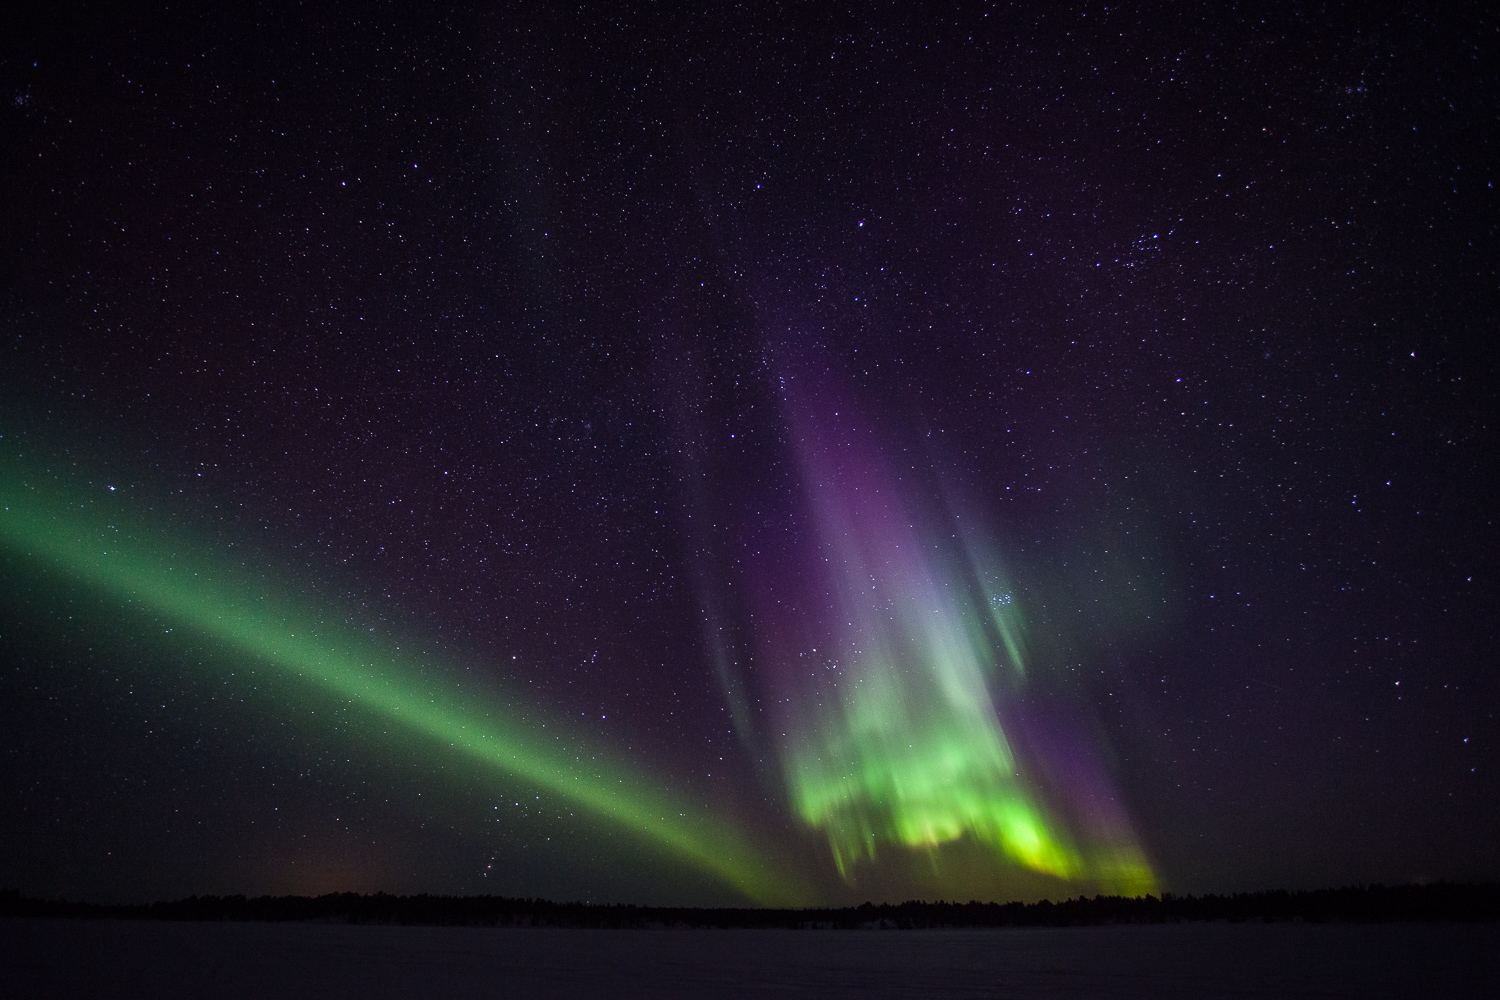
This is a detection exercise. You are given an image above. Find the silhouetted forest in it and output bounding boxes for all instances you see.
[3,883,1496,928]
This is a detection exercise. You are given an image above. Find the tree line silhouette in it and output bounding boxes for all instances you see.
[2,883,1496,928]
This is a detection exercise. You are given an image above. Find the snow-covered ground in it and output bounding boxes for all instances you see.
[3,918,1494,998]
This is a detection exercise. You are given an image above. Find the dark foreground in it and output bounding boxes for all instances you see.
[3,919,1495,998]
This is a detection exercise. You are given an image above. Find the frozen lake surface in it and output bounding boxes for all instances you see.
[3,918,1494,998]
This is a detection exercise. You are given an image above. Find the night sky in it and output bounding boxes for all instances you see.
[2,4,1495,908]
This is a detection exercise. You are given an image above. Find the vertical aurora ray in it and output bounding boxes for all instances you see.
[0,466,800,905]
[754,386,1156,894]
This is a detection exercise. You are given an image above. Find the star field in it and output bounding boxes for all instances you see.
[1,3,1495,906]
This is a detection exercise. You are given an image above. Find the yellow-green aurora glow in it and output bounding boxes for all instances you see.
[0,470,799,905]
[769,401,1157,896]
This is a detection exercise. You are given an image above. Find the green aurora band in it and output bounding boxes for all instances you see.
[0,468,799,905]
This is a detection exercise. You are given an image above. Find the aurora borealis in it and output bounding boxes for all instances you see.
[2,4,1496,909]
[0,419,1153,902]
